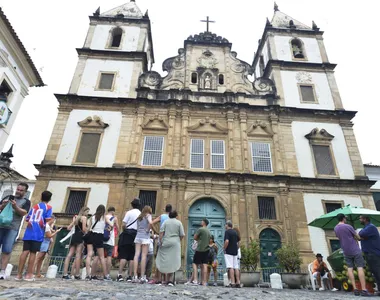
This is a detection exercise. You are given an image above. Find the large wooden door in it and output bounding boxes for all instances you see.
[260,228,281,282]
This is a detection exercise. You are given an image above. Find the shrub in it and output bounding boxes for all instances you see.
[240,238,260,272]
[275,243,302,273]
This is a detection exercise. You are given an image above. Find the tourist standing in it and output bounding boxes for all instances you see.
[334,213,369,296]
[156,211,185,286]
[62,207,89,280]
[133,205,153,283]
[35,215,61,278]
[359,215,380,296]
[16,191,53,281]
[192,218,211,286]
[103,207,118,277]
[0,183,31,279]
[85,205,112,280]
[207,235,218,286]
[117,198,141,282]
[224,220,240,288]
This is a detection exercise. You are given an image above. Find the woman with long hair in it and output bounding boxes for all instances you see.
[133,205,153,283]
[62,207,89,280]
[206,235,219,286]
[85,205,112,280]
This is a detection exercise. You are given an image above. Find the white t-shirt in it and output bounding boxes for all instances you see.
[122,209,141,230]
[90,215,105,234]
[105,215,116,246]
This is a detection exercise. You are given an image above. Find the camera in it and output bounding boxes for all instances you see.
[8,195,14,201]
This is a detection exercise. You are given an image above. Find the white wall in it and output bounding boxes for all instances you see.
[292,122,354,179]
[303,193,363,258]
[47,181,109,213]
[281,70,335,110]
[91,24,141,51]
[77,59,134,97]
[56,110,122,167]
[274,36,322,63]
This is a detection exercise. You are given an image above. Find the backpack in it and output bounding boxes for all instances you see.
[208,244,217,262]
[103,216,115,242]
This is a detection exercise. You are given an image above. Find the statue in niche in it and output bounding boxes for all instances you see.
[204,75,211,89]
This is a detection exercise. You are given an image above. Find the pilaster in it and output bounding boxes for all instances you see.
[166,105,177,167]
[269,112,285,174]
[239,110,249,172]
[180,106,190,168]
[227,110,235,171]
[131,104,146,165]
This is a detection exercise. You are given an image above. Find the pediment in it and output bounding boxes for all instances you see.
[142,114,169,131]
[247,121,273,137]
[305,128,334,141]
[77,116,109,129]
[187,117,228,134]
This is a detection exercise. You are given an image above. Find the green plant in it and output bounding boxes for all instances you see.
[275,243,302,273]
[240,238,260,272]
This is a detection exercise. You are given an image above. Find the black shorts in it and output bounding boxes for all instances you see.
[23,240,42,253]
[86,232,104,249]
[118,244,135,261]
[193,250,210,265]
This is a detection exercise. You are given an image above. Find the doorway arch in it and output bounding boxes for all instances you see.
[260,228,282,282]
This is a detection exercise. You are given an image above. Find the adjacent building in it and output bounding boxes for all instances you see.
[30,1,375,275]
[364,164,380,211]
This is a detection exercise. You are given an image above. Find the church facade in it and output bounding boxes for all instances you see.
[31,1,374,272]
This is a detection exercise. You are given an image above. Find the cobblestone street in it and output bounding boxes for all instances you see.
[0,279,370,300]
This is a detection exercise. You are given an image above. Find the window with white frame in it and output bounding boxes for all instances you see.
[190,139,204,169]
[251,142,273,173]
[142,136,164,166]
[210,140,225,170]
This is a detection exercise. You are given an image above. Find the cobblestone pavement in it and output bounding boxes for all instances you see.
[0,279,374,300]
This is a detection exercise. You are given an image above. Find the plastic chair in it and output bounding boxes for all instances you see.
[308,263,325,290]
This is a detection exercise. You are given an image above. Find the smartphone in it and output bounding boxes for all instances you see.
[8,195,14,201]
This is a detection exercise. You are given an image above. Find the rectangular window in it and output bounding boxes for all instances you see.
[325,202,342,213]
[0,80,12,102]
[142,136,164,166]
[312,145,336,175]
[98,73,115,90]
[210,140,225,170]
[373,192,380,211]
[139,190,157,214]
[65,190,87,214]
[190,139,204,169]
[300,85,316,103]
[258,196,276,220]
[75,133,101,164]
[251,142,273,173]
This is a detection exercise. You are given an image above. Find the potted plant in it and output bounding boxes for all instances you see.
[275,243,306,289]
[240,238,261,287]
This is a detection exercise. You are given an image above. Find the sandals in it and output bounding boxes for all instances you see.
[24,277,35,282]
[36,274,45,278]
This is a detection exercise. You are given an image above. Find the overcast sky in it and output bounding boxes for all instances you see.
[1,0,379,179]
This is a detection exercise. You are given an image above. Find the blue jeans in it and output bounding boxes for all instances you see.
[0,228,18,253]
[365,253,380,290]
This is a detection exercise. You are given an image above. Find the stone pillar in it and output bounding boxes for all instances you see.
[239,110,249,172]
[244,180,256,241]
[177,175,187,224]
[227,110,235,171]
[270,66,285,105]
[166,105,177,167]
[180,106,190,168]
[269,112,285,175]
[278,186,292,242]
[114,109,134,166]
[229,179,239,226]
[124,172,137,212]
[326,72,344,110]
[161,175,171,212]
[316,35,329,63]
[361,193,376,210]
[267,33,278,60]
[131,104,146,165]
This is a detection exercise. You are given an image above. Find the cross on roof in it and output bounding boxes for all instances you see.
[200,16,215,33]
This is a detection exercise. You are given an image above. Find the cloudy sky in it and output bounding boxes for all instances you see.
[1,0,379,179]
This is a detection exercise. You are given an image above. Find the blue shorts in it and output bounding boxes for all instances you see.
[0,228,18,253]
[40,239,50,253]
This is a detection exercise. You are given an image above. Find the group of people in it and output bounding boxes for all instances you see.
[312,213,380,296]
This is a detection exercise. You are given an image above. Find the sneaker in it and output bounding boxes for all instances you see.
[62,275,71,280]
[184,281,191,285]
[91,276,99,280]
[361,290,372,297]
[85,276,91,281]
[148,279,156,284]
[140,277,148,284]
[104,275,112,281]
[117,275,124,282]
[331,288,338,292]
[213,282,218,287]
[167,281,174,287]
[191,281,199,286]
[74,275,81,280]
[319,287,325,291]
[126,276,132,282]
[132,276,139,283]
[0,270,5,280]
[354,289,361,296]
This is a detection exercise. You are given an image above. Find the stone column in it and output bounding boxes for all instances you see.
[131,104,146,165]
[316,35,329,63]
[269,112,285,174]
[177,174,187,224]
[239,110,249,172]
[166,105,177,167]
[244,180,256,241]
[326,72,344,110]
[227,110,235,171]
[124,172,137,212]
[114,109,134,166]
[278,186,292,242]
[161,175,172,212]
[180,106,190,168]
[229,179,239,226]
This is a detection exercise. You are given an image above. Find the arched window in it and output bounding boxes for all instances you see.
[110,27,123,48]
[218,74,224,85]
[191,72,198,84]
[291,38,305,59]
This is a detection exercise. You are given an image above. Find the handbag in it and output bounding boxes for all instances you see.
[118,218,138,246]
[0,202,13,227]
[191,240,198,251]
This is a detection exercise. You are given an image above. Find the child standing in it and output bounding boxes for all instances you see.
[207,235,218,286]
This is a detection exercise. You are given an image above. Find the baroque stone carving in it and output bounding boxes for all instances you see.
[142,114,169,131]
[161,48,186,90]
[77,116,109,129]
[247,121,273,136]
[187,32,229,44]
[187,117,228,133]
[296,71,312,83]
[197,50,218,68]
[305,128,334,141]
[138,71,162,89]
[253,77,276,94]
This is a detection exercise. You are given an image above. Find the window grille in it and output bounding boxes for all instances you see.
[312,145,335,175]
[139,190,157,214]
[258,197,276,220]
[251,142,272,173]
[325,202,342,213]
[190,139,204,169]
[210,140,225,170]
[75,133,101,164]
[142,136,164,166]
[65,191,87,214]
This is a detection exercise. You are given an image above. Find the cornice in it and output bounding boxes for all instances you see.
[263,60,336,77]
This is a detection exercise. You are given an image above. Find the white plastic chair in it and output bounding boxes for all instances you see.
[308,263,326,290]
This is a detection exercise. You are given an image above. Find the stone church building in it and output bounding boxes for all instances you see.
[29,1,374,274]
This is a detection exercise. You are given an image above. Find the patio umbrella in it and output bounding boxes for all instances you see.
[308,205,380,230]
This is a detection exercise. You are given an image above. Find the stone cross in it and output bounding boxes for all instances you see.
[201,16,215,33]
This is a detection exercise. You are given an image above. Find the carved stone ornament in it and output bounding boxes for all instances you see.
[142,114,169,131]
[77,116,109,129]
[101,2,143,18]
[305,128,335,141]
[138,71,162,89]
[163,48,185,72]
[247,121,273,137]
[187,117,228,133]
[253,77,276,94]
[296,71,312,83]
[197,50,218,68]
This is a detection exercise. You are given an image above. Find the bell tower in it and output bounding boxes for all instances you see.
[68,1,154,98]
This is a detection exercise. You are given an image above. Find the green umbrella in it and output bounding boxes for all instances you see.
[308,205,380,230]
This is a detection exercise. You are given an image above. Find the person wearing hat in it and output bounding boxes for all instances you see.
[117,198,141,282]
[312,253,337,291]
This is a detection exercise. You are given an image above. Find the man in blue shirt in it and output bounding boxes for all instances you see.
[16,191,53,281]
[359,215,380,296]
